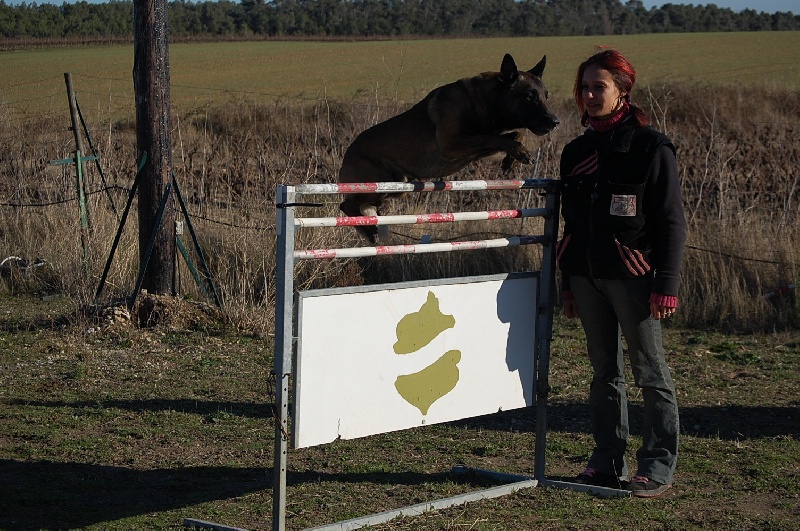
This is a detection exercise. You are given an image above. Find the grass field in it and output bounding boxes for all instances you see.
[0,294,798,529]
[4,32,800,119]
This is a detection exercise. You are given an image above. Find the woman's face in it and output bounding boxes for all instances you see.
[581,64,625,118]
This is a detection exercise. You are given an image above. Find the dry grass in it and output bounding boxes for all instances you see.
[1,74,798,333]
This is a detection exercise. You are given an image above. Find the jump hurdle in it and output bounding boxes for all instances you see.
[264,177,604,531]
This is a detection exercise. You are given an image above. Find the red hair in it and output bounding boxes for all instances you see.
[574,48,649,127]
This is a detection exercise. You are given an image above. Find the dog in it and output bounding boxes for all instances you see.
[337,53,559,242]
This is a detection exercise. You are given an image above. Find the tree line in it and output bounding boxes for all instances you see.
[1,0,799,40]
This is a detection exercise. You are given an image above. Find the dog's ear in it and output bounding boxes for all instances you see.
[529,55,547,78]
[499,53,519,85]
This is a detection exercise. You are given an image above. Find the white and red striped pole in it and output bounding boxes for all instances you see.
[295,208,549,228]
[294,235,547,260]
[294,178,553,195]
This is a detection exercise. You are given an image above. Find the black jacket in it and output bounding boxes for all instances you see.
[557,117,687,297]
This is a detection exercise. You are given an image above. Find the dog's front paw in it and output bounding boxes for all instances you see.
[501,155,517,172]
[508,142,532,164]
[356,225,379,244]
[502,131,523,143]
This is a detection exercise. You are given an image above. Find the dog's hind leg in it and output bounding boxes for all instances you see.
[339,193,364,218]
[340,193,382,243]
[360,204,389,241]
[338,151,397,242]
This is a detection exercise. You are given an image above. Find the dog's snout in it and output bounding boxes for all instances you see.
[539,114,559,134]
[531,113,559,136]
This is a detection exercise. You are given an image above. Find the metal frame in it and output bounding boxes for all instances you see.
[266,177,626,531]
[94,155,222,310]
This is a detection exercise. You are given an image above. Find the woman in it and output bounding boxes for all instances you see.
[557,48,687,497]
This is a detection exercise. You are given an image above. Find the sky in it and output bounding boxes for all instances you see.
[641,1,797,13]
[2,0,797,13]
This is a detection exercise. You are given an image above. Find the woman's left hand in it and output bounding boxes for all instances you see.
[652,303,676,320]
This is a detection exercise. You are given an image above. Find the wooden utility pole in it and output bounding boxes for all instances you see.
[133,0,175,295]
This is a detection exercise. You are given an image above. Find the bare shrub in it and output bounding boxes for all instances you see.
[1,86,797,333]
[644,83,800,331]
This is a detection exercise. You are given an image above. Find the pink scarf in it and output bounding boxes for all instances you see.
[587,102,630,132]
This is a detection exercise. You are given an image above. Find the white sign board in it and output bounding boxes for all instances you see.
[293,273,538,448]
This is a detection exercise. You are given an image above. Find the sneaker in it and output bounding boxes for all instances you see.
[628,475,671,497]
[573,467,624,489]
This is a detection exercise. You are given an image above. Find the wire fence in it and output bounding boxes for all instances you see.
[1,69,798,314]
[4,69,799,258]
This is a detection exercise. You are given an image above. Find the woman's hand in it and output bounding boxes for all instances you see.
[564,299,580,319]
[651,302,676,320]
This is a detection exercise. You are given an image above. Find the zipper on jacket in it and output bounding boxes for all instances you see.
[587,186,598,278]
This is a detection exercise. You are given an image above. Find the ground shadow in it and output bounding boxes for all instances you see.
[449,400,800,440]
[5,398,271,419]
[0,461,493,530]
[0,460,268,530]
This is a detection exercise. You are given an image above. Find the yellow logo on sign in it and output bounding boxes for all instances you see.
[393,291,461,415]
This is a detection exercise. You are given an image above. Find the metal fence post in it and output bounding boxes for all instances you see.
[272,185,296,531]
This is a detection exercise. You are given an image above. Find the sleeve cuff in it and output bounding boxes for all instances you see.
[650,293,678,308]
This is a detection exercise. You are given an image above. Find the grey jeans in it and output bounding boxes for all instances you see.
[570,275,679,485]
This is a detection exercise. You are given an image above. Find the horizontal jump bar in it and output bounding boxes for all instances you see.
[293,178,555,195]
[294,235,548,260]
[295,208,550,228]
